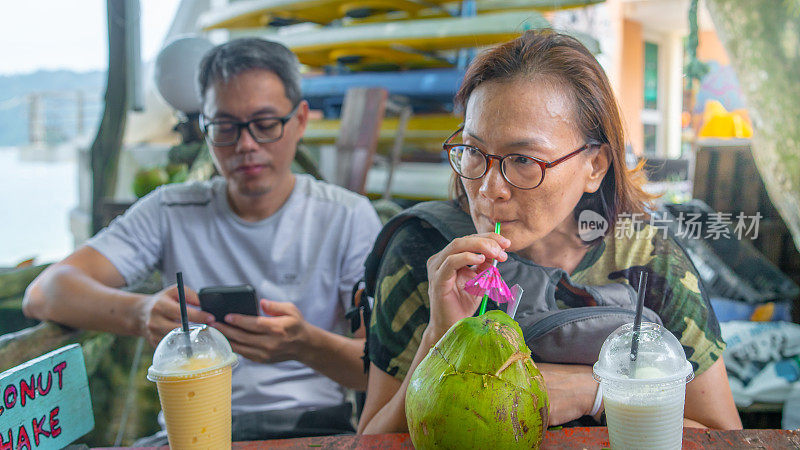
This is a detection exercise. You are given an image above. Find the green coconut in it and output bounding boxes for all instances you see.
[132,166,169,198]
[406,310,549,449]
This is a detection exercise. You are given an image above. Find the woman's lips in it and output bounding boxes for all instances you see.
[482,215,517,227]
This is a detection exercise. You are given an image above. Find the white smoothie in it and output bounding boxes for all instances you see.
[604,393,685,450]
[594,324,693,450]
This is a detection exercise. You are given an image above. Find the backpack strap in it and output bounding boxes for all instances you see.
[345,278,371,373]
[364,200,471,298]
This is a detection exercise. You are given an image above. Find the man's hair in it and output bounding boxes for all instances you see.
[198,38,302,106]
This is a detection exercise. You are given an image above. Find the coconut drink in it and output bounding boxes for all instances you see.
[406,310,549,449]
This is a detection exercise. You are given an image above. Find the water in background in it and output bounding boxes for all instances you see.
[0,146,77,266]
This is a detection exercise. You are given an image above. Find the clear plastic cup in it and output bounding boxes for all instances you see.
[593,322,693,450]
[147,324,237,449]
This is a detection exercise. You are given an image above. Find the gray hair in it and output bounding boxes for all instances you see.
[198,38,302,106]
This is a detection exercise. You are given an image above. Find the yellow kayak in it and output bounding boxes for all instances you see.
[235,10,598,69]
[200,0,602,29]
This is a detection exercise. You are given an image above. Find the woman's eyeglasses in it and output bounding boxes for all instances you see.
[443,126,600,190]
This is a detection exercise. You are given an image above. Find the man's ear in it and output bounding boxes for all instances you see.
[584,143,611,193]
[294,100,310,137]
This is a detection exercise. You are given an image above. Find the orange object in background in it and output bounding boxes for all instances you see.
[681,111,692,129]
[750,302,775,322]
[15,258,35,268]
[698,100,753,138]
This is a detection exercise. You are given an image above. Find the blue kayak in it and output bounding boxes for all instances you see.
[302,68,464,117]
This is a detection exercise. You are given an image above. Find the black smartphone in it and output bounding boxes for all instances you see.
[198,284,259,323]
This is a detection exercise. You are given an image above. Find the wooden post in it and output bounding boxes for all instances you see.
[90,0,134,234]
[384,103,413,200]
[713,148,738,212]
[334,87,388,193]
[739,149,762,217]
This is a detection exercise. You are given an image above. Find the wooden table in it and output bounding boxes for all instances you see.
[101,427,800,449]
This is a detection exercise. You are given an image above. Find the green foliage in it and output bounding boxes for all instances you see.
[371,198,404,224]
[77,336,161,447]
[706,0,800,251]
[0,264,49,300]
[132,167,170,198]
[685,0,709,87]
[0,296,38,335]
[81,333,116,376]
[168,141,205,166]
[0,264,50,335]
[784,0,800,18]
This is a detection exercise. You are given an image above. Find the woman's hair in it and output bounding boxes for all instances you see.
[452,29,654,239]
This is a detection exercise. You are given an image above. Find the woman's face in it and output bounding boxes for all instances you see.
[461,78,606,254]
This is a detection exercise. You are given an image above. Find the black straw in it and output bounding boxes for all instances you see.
[176,272,192,356]
[630,271,648,362]
[177,272,190,333]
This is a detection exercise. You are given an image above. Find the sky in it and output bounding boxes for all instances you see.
[1,0,181,75]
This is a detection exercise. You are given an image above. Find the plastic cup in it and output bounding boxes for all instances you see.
[593,322,694,450]
[147,324,237,449]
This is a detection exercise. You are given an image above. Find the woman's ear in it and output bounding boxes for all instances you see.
[584,143,611,193]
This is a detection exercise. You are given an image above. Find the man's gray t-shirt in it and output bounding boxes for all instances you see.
[88,174,381,414]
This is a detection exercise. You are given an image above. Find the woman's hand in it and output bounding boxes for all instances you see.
[425,233,510,340]
[537,363,598,426]
[683,357,742,429]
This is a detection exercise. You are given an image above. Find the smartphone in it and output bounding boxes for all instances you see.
[199,284,259,323]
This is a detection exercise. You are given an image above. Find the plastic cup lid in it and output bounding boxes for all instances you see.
[147,324,237,381]
[593,322,693,384]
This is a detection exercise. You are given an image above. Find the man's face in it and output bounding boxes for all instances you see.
[202,68,307,199]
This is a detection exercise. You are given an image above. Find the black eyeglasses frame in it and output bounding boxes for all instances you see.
[201,103,301,147]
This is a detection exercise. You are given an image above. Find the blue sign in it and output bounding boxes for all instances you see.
[0,344,94,449]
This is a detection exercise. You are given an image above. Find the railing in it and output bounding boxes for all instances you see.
[0,264,161,445]
[0,322,115,374]
[0,264,117,374]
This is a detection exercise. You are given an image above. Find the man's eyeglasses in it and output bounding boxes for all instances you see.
[443,126,600,190]
[201,103,300,147]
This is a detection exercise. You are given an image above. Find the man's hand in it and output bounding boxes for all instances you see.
[538,363,598,426]
[211,299,311,364]
[212,298,368,389]
[138,284,214,347]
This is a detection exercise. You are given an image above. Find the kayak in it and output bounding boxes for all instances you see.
[199,0,602,29]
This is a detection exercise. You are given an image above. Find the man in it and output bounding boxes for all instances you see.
[23,38,381,441]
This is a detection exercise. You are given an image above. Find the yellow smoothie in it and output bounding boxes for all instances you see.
[154,360,232,449]
[148,325,236,449]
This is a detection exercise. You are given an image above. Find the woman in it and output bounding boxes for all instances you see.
[358,30,741,433]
